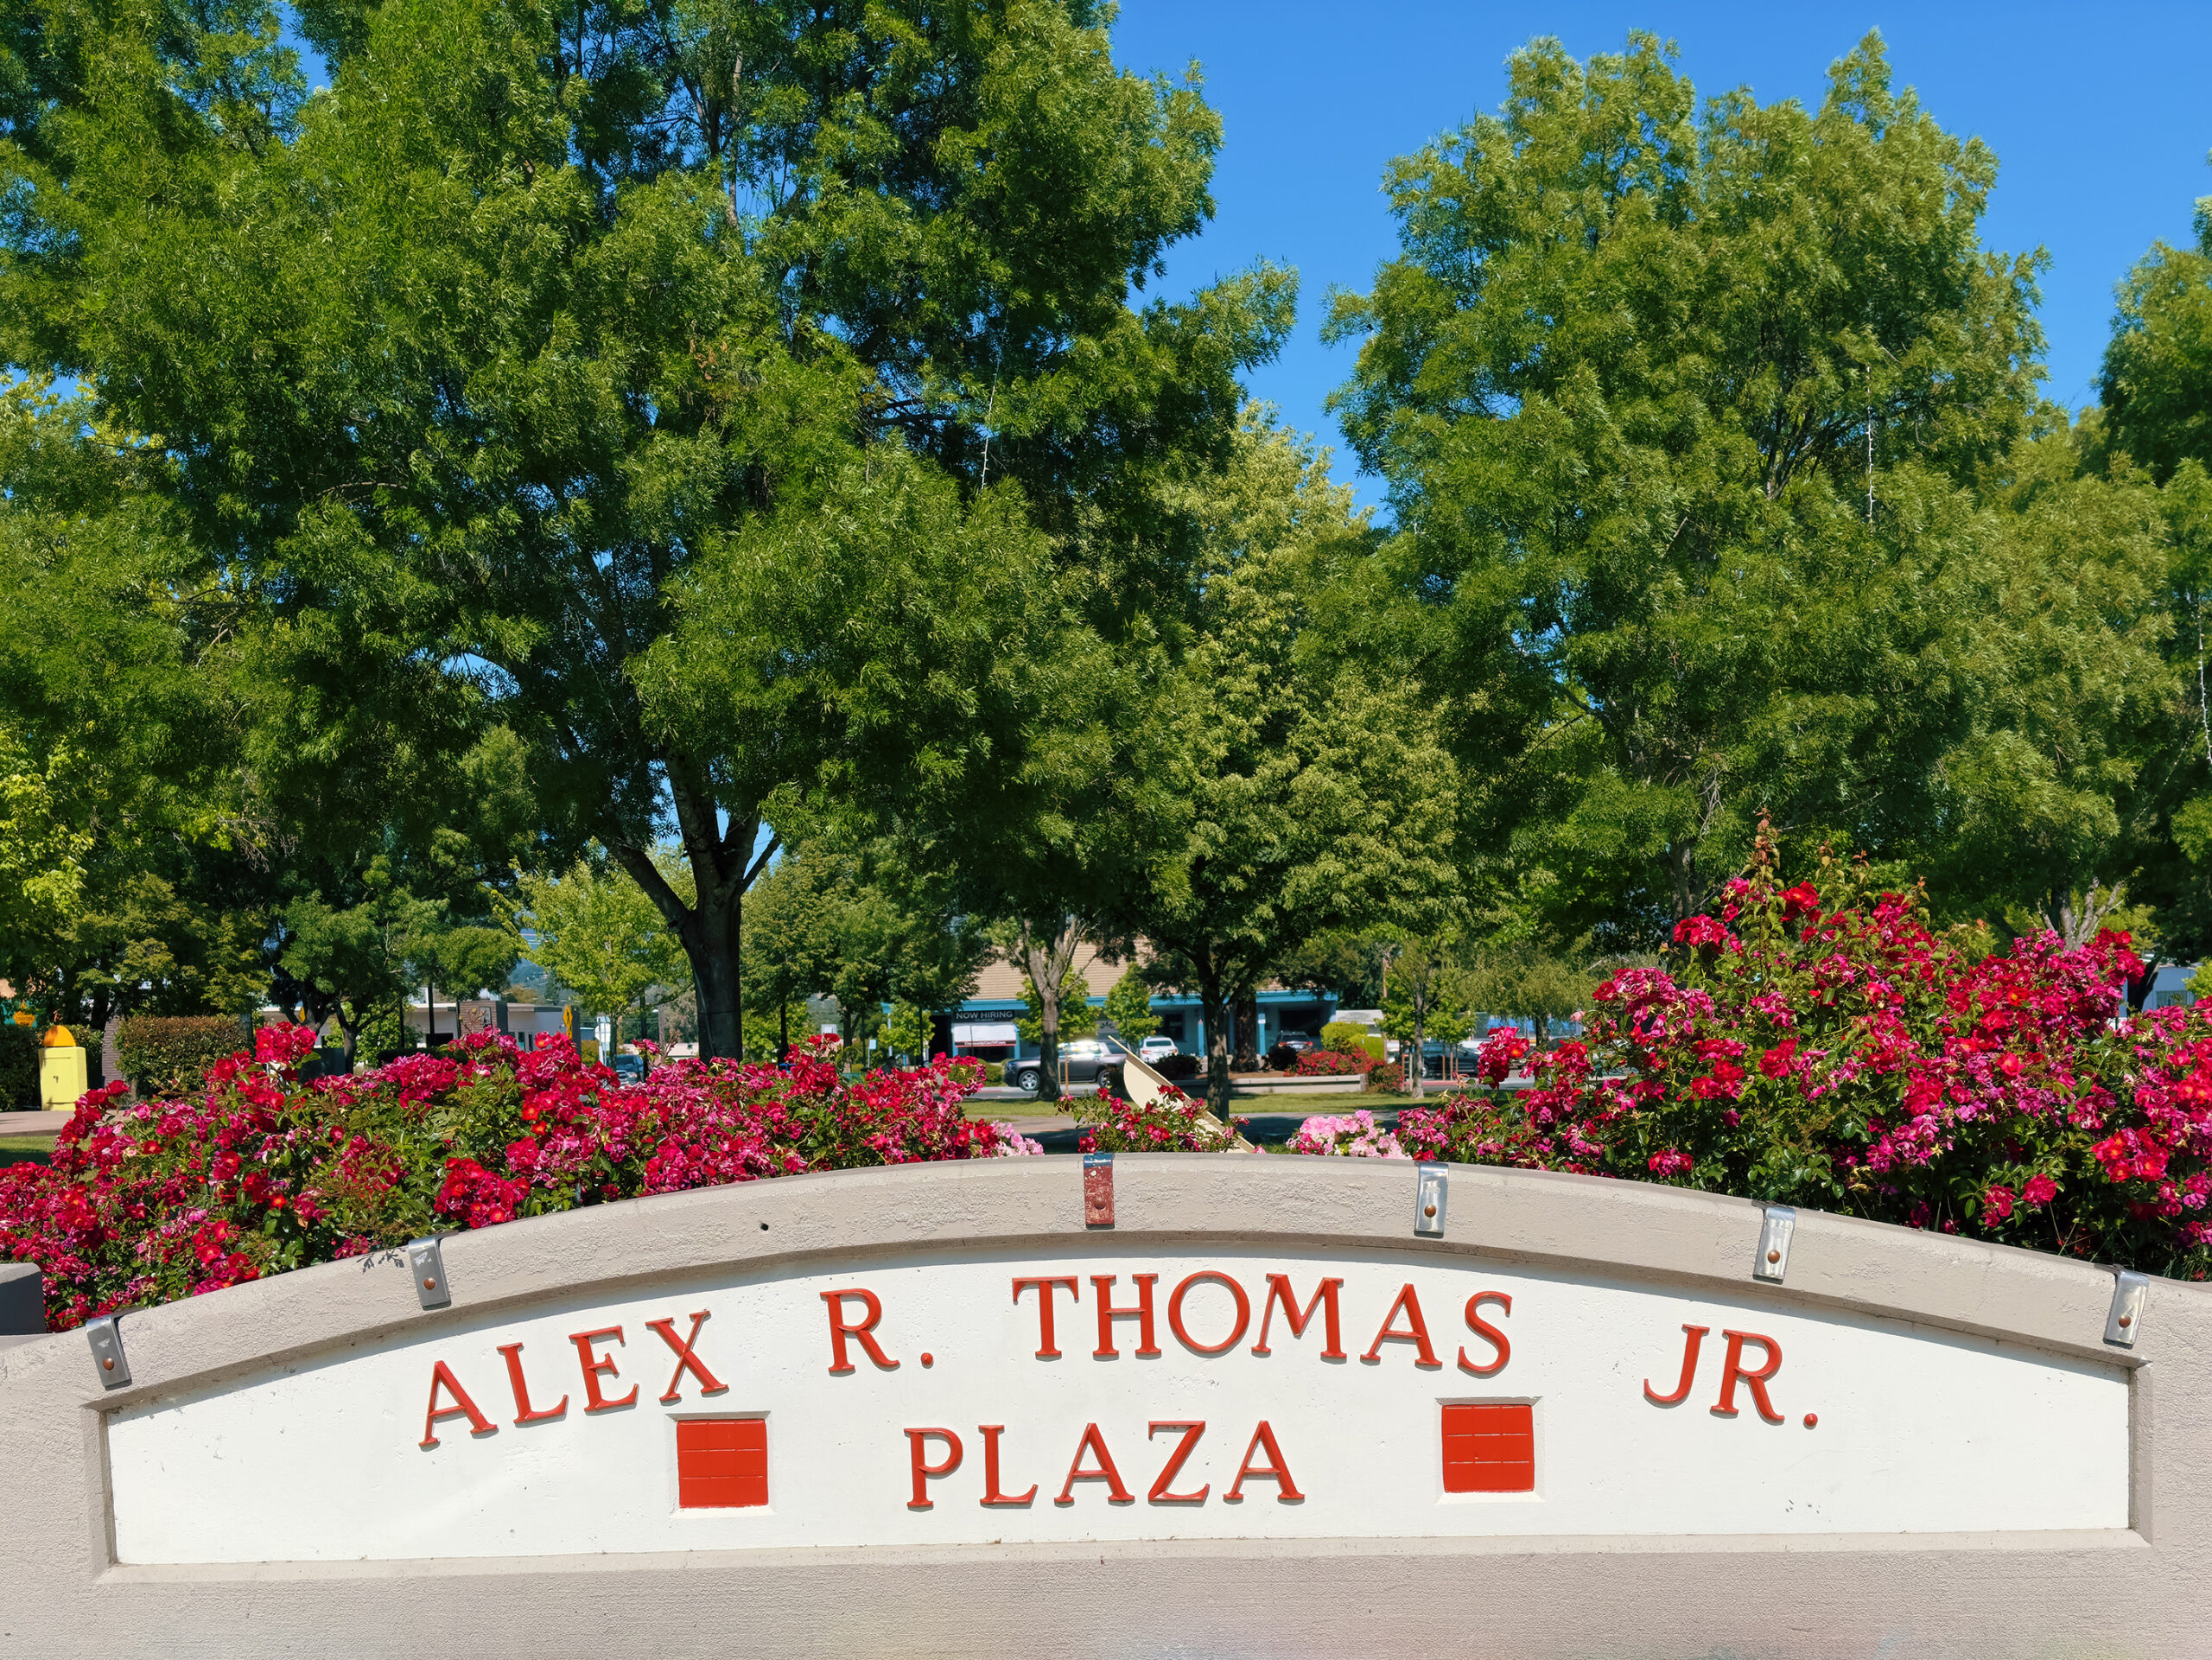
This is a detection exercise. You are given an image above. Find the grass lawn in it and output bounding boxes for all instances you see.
[0,1134,55,1167]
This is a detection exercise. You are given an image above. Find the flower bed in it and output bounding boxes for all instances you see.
[1360,846,2212,1279]
[1075,1084,1236,1153]
[0,1028,1038,1330]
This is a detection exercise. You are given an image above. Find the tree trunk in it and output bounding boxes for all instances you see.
[1198,968,1233,1118]
[779,999,789,1061]
[682,887,745,1062]
[608,768,778,1063]
[1232,987,1261,1072]
[1020,918,1084,1105]
[1411,1003,1427,1099]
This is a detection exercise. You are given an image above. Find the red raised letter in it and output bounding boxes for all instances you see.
[1643,1324,1708,1406]
[1457,1291,1511,1377]
[497,1341,569,1425]
[1361,1282,1441,1368]
[1712,1329,1785,1423]
[1223,1421,1304,1503]
[822,1288,900,1374]
[1251,1275,1345,1358]
[645,1310,728,1403]
[1147,1421,1209,1503]
[979,1424,1037,1506]
[905,1428,963,1510]
[1168,1272,1250,1357]
[1013,1276,1079,1359]
[420,1360,494,1448]
[569,1326,639,1412]
[1053,1422,1135,1504]
[1091,1274,1160,1358]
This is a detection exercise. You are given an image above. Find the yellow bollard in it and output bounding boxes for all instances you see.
[39,1024,87,1112]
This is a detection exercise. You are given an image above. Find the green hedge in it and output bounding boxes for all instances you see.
[117,1016,245,1098]
[0,1025,35,1109]
[1320,1021,1370,1056]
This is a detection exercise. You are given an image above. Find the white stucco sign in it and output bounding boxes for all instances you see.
[106,1245,2126,1563]
[1,1157,2202,1657]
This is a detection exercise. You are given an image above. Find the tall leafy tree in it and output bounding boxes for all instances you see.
[1115,423,1457,1112]
[2,0,1286,1059]
[2101,171,2212,485]
[1327,34,2084,940]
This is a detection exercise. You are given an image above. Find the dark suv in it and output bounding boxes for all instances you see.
[1011,1039,1124,1097]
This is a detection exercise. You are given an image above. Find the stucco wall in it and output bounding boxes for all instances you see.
[1,1154,2205,1657]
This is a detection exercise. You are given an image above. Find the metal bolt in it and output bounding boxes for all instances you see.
[1767,1250,1781,1263]
[422,1277,436,1291]
[1424,1205,1437,1218]
[2119,1313,2133,1327]
[101,1358,113,1371]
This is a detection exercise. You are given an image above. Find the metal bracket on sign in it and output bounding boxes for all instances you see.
[407,1237,452,1310]
[1082,1152,1115,1229]
[2106,1269,2149,1349]
[1414,1164,1447,1237]
[86,1314,129,1390]
[1753,1205,1796,1283]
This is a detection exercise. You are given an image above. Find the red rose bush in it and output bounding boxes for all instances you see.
[0,1030,1038,1330]
[1382,841,2212,1278]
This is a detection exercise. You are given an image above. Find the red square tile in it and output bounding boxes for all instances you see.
[1441,1402,1534,1494]
[677,1417,768,1509]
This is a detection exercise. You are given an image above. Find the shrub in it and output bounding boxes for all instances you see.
[1154,1053,1202,1082]
[1389,842,2212,1279]
[1363,1061,1405,1093]
[986,1060,1005,1085]
[0,1024,35,1109]
[0,1027,1041,1330]
[1295,1049,1364,1076]
[116,1016,242,1097]
[1075,1084,1235,1153]
[1320,1021,1369,1055]
[1287,1110,1405,1159]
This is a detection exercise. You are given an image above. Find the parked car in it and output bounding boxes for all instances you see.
[1137,1036,1179,1064]
[607,1052,646,1082]
[1277,1034,1318,1053]
[1011,1039,1124,1097]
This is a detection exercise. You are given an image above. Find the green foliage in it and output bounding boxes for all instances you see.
[0,1025,35,1108]
[2101,178,2212,483]
[1117,416,1458,1113]
[1102,964,1160,1042]
[0,0,1285,1061]
[1321,1021,1370,1056]
[883,1003,932,1065]
[506,849,689,1034]
[116,1015,244,1097]
[1326,32,2177,946]
[1017,970,1096,1046]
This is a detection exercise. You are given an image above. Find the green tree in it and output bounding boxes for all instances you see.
[1017,966,1097,1048]
[507,850,690,1048]
[278,864,442,1068]
[1380,934,1474,1099]
[1116,424,1459,1113]
[2101,167,2212,484]
[3,0,1284,1061]
[1102,963,1160,1043]
[1327,34,2076,941]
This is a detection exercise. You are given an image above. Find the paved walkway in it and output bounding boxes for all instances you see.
[0,1110,71,1135]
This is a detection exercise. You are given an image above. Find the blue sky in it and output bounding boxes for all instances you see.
[1107,2,2212,510]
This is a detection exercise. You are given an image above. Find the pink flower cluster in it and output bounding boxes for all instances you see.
[1286,1110,1406,1159]
[1381,845,2212,1277]
[0,1031,1035,1331]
